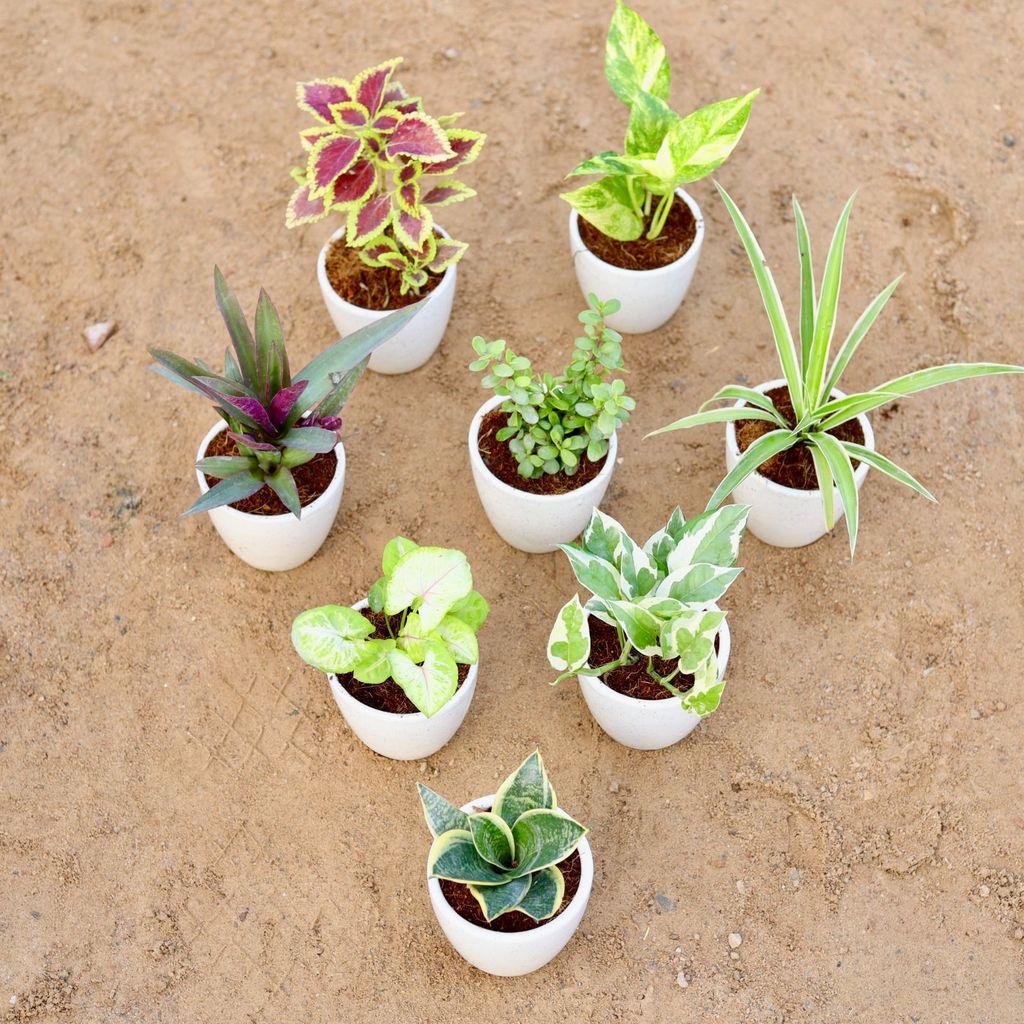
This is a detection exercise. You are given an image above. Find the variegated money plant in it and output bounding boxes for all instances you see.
[649,184,1024,555]
[291,537,489,717]
[150,268,421,517]
[561,1,758,242]
[286,59,485,296]
[469,294,635,479]
[419,751,588,924]
[547,506,748,717]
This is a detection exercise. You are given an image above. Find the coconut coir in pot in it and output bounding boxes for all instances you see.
[325,237,443,311]
[578,197,697,271]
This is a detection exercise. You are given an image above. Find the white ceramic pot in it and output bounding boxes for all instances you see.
[568,187,705,335]
[468,395,619,554]
[194,421,345,572]
[724,379,875,548]
[327,601,476,760]
[317,225,456,375]
[427,794,593,976]
[578,616,732,750]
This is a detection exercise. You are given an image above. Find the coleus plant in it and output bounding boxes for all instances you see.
[547,505,749,717]
[291,537,489,717]
[649,184,1024,555]
[419,751,588,924]
[285,59,486,295]
[469,294,635,479]
[561,1,758,242]
[150,268,421,517]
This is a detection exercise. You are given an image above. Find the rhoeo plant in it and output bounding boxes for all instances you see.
[547,505,748,716]
[470,294,635,478]
[150,268,420,517]
[285,59,485,295]
[561,1,758,241]
[649,184,1024,554]
[418,751,587,924]
[291,537,489,717]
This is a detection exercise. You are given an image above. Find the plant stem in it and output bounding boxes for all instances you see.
[646,192,674,240]
[625,177,643,218]
[643,190,653,218]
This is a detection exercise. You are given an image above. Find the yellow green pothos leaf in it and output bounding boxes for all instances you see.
[604,0,671,106]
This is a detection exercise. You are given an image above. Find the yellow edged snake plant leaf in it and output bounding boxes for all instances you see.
[416,781,469,838]
[493,751,558,831]
[648,183,1024,556]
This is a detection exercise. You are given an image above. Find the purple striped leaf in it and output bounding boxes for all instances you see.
[227,431,278,452]
[298,79,352,122]
[385,113,454,162]
[269,379,309,427]
[308,135,362,192]
[214,393,277,435]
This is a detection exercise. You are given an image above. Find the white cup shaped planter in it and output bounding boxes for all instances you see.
[468,395,619,554]
[327,601,477,760]
[568,188,705,335]
[578,615,732,750]
[724,379,875,548]
[194,421,345,572]
[427,794,593,976]
[317,225,457,375]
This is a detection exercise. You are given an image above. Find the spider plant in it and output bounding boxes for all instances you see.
[649,183,1024,555]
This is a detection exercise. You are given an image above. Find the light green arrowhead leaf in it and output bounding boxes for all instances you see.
[291,605,374,674]
[351,638,396,684]
[382,535,418,574]
[417,782,470,838]
[397,610,430,662]
[469,811,515,868]
[508,809,588,878]
[388,639,458,717]
[446,589,490,631]
[385,546,473,631]
[605,0,671,105]
[434,614,479,665]
[547,595,591,674]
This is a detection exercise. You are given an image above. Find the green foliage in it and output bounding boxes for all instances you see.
[649,185,1024,556]
[419,751,587,923]
[291,537,488,717]
[546,506,748,717]
[561,2,758,241]
[469,294,635,480]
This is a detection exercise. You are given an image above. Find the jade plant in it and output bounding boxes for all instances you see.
[419,751,587,924]
[547,506,748,716]
[561,1,758,241]
[649,184,1024,554]
[285,58,486,296]
[291,537,488,717]
[150,268,420,517]
[470,294,635,479]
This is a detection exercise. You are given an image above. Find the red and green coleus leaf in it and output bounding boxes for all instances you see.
[299,125,333,152]
[327,100,370,129]
[306,135,363,196]
[347,194,393,245]
[385,112,454,163]
[286,181,329,228]
[426,237,468,274]
[353,58,403,118]
[394,207,434,250]
[330,160,376,207]
[395,178,421,215]
[421,180,475,207]
[361,237,408,271]
[425,128,485,173]
[297,78,352,123]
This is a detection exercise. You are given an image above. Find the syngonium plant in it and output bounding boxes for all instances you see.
[291,537,489,717]
[548,505,748,717]
[648,184,1024,555]
[419,751,588,924]
[469,294,635,479]
[150,268,422,517]
[285,58,485,296]
[561,1,758,242]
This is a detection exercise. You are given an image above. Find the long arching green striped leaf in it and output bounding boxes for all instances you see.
[823,275,903,398]
[805,194,855,407]
[813,390,902,432]
[705,428,798,511]
[647,406,782,437]
[714,182,804,417]
[808,443,835,529]
[809,432,859,556]
[698,385,784,418]
[793,195,816,369]
[840,442,936,502]
[873,363,1024,397]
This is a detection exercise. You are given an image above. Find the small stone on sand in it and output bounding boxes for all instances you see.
[728,932,742,949]
[84,321,117,352]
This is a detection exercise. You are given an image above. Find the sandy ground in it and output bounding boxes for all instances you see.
[2,0,1023,1020]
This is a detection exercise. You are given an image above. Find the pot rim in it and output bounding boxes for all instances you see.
[568,187,705,278]
[194,420,346,522]
[723,378,875,498]
[577,614,731,710]
[317,223,456,317]
[328,599,478,723]
[426,793,594,943]
[468,394,619,505]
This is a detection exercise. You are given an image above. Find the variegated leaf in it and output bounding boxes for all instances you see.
[655,563,743,605]
[604,599,662,655]
[285,181,329,228]
[434,614,479,665]
[291,605,374,674]
[297,77,352,122]
[581,508,627,564]
[427,830,509,885]
[416,782,469,838]
[666,504,750,573]
[353,57,402,117]
[508,809,587,878]
[426,128,485,173]
[385,112,454,162]
[680,657,725,717]
[547,595,590,674]
[561,176,644,242]
[558,544,623,601]
[469,811,515,868]
[385,546,473,631]
[387,639,458,718]
[605,0,671,105]
[517,866,565,921]
[446,589,490,631]
[307,134,362,195]
[347,194,393,245]
[469,875,531,921]
[493,751,553,830]
[330,159,376,206]
[382,535,418,574]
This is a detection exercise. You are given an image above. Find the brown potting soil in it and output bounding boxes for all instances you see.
[578,197,697,271]
[736,386,865,490]
[588,615,720,701]
[202,430,337,515]
[477,408,608,495]
[324,237,444,311]
[334,610,469,714]
[439,848,582,933]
